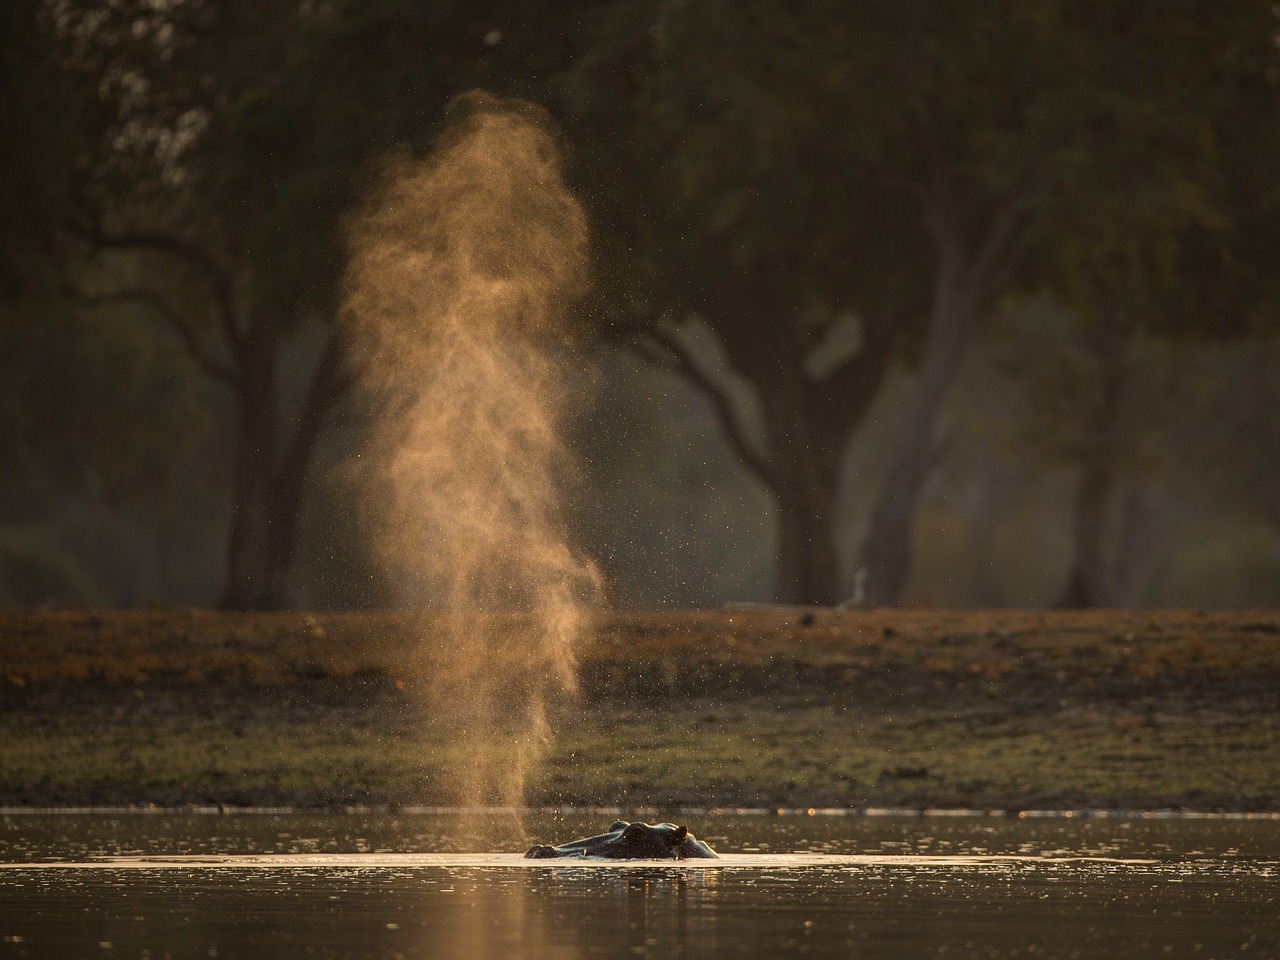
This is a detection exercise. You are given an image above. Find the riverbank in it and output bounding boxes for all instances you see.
[2,609,1278,811]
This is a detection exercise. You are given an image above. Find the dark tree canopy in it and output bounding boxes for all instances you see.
[554,0,1278,604]
[2,0,1277,609]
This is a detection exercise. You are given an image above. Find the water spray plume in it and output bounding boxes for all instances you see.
[342,92,602,814]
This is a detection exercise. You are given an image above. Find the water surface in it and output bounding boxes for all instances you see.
[1,811,1276,958]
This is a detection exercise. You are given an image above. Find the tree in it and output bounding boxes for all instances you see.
[560,1,928,604]
[0,0,78,300]
[2,0,215,605]
[1020,1,1280,607]
[28,0,351,607]
[561,0,1279,605]
[27,0,518,606]
[36,0,619,608]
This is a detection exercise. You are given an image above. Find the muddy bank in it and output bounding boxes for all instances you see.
[2,609,1278,811]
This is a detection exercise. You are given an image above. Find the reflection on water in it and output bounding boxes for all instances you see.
[1,812,1277,959]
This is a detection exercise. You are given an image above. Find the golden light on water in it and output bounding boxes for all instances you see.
[343,91,602,814]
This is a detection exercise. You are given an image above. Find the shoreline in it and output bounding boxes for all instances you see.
[4,805,1280,819]
[4,608,1279,813]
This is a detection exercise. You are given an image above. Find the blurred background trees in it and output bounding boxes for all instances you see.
[1,0,1277,610]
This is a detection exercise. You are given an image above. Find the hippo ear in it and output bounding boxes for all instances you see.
[667,825,688,845]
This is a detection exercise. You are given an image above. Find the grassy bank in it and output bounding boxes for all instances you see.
[2,609,1279,811]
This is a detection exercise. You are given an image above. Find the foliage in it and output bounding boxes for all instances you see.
[23,0,457,606]
[0,0,79,298]
[555,0,1279,604]
[6,0,617,608]
[2,0,1278,609]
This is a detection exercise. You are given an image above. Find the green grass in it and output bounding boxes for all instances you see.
[541,697,1280,810]
[4,688,1277,811]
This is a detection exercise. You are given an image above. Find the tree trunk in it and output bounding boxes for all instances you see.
[860,247,973,607]
[640,302,897,608]
[260,477,304,609]
[758,371,845,605]
[219,338,283,610]
[1111,483,1155,606]
[260,399,339,608]
[1055,326,1126,609]
[73,227,351,611]
[219,322,353,610]
[772,455,842,605]
[220,433,329,611]
[1055,455,1113,608]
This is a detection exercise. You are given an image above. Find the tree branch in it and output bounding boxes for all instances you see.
[63,282,238,385]
[70,223,245,356]
[629,324,779,490]
[968,189,1037,303]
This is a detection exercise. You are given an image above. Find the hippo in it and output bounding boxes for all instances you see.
[524,820,719,859]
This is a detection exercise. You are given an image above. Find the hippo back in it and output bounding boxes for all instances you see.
[525,821,719,859]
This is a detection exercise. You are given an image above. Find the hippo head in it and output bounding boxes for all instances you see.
[524,820,719,859]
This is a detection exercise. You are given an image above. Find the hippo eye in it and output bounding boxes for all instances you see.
[623,824,646,840]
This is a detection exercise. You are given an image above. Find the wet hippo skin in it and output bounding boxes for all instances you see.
[524,820,720,859]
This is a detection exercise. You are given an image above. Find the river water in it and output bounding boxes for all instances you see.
[1,811,1276,958]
